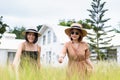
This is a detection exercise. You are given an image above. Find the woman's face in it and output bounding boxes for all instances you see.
[70,29,80,41]
[27,32,35,43]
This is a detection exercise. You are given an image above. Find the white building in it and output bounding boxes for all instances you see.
[0,25,120,67]
[38,24,120,65]
[0,24,70,67]
[38,24,70,67]
[110,33,120,63]
[0,33,24,66]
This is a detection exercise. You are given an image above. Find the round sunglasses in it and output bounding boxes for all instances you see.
[71,31,79,35]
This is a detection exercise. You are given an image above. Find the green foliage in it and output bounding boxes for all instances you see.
[114,23,120,33]
[87,0,115,60]
[36,25,42,31]
[114,29,120,33]
[59,19,76,26]
[0,61,120,80]
[9,25,42,39]
[10,26,26,39]
[59,19,92,29]
[0,16,9,38]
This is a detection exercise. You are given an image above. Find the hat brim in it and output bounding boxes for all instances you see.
[65,27,87,37]
[22,31,41,37]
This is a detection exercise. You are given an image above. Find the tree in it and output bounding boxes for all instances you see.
[37,25,43,31]
[59,19,92,29]
[114,22,120,33]
[59,19,76,26]
[10,26,26,39]
[0,16,9,38]
[87,0,115,60]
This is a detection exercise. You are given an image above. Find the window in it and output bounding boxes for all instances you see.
[47,31,51,44]
[48,51,51,64]
[46,51,51,64]
[107,49,117,61]
[43,35,46,45]
[53,32,57,42]
[46,52,48,63]
[52,52,56,64]
[7,52,16,65]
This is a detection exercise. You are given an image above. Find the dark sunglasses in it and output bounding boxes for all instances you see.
[71,31,79,35]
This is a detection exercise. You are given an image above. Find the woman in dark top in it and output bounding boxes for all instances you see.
[12,27,41,70]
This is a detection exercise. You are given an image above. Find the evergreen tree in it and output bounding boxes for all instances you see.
[59,19,76,26]
[0,16,9,38]
[59,19,92,29]
[87,0,115,60]
[114,22,120,33]
[10,26,26,39]
[37,25,43,31]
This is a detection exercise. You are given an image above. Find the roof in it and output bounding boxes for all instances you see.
[0,33,25,50]
[2,32,16,39]
[39,24,120,47]
[39,24,70,43]
[111,33,120,46]
[0,39,24,50]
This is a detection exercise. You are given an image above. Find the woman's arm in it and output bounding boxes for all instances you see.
[37,45,41,68]
[85,43,94,69]
[12,42,24,69]
[86,58,94,69]
[58,42,68,63]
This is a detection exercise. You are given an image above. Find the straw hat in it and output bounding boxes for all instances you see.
[22,28,41,37]
[65,23,87,37]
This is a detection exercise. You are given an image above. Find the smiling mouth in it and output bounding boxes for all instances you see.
[72,36,77,38]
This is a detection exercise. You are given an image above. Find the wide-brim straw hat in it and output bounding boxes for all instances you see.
[22,29,41,37]
[65,23,87,37]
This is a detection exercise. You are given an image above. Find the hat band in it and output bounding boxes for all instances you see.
[71,26,81,29]
[27,29,37,32]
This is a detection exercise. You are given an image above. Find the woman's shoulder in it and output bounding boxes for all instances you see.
[65,41,72,45]
[17,41,25,48]
[36,44,41,51]
[63,41,72,47]
[81,41,89,46]
[19,42,26,50]
[81,41,87,44]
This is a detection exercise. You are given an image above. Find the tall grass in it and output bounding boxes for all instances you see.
[0,61,120,80]
[90,61,120,80]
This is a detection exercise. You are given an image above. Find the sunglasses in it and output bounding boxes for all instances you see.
[71,31,79,35]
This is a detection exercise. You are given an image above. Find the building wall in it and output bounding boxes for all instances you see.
[38,27,68,67]
[0,49,16,66]
[117,46,120,63]
[0,50,8,66]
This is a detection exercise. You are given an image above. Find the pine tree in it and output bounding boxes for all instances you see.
[87,0,115,60]
[0,16,9,38]
[114,23,120,33]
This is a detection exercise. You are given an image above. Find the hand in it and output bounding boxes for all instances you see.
[10,63,16,71]
[58,57,64,63]
[38,64,41,69]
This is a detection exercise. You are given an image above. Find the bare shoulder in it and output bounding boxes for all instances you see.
[37,44,41,51]
[81,41,87,44]
[18,42,25,48]
[65,41,71,45]
[81,41,89,46]
[63,41,72,48]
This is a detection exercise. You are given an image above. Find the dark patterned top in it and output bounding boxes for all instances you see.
[21,51,38,60]
[20,50,38,68]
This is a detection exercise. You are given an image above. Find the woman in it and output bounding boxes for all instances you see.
[58,23,93,80]
[12,27,41,70]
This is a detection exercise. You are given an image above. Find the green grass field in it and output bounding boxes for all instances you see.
[0,61,120,80]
